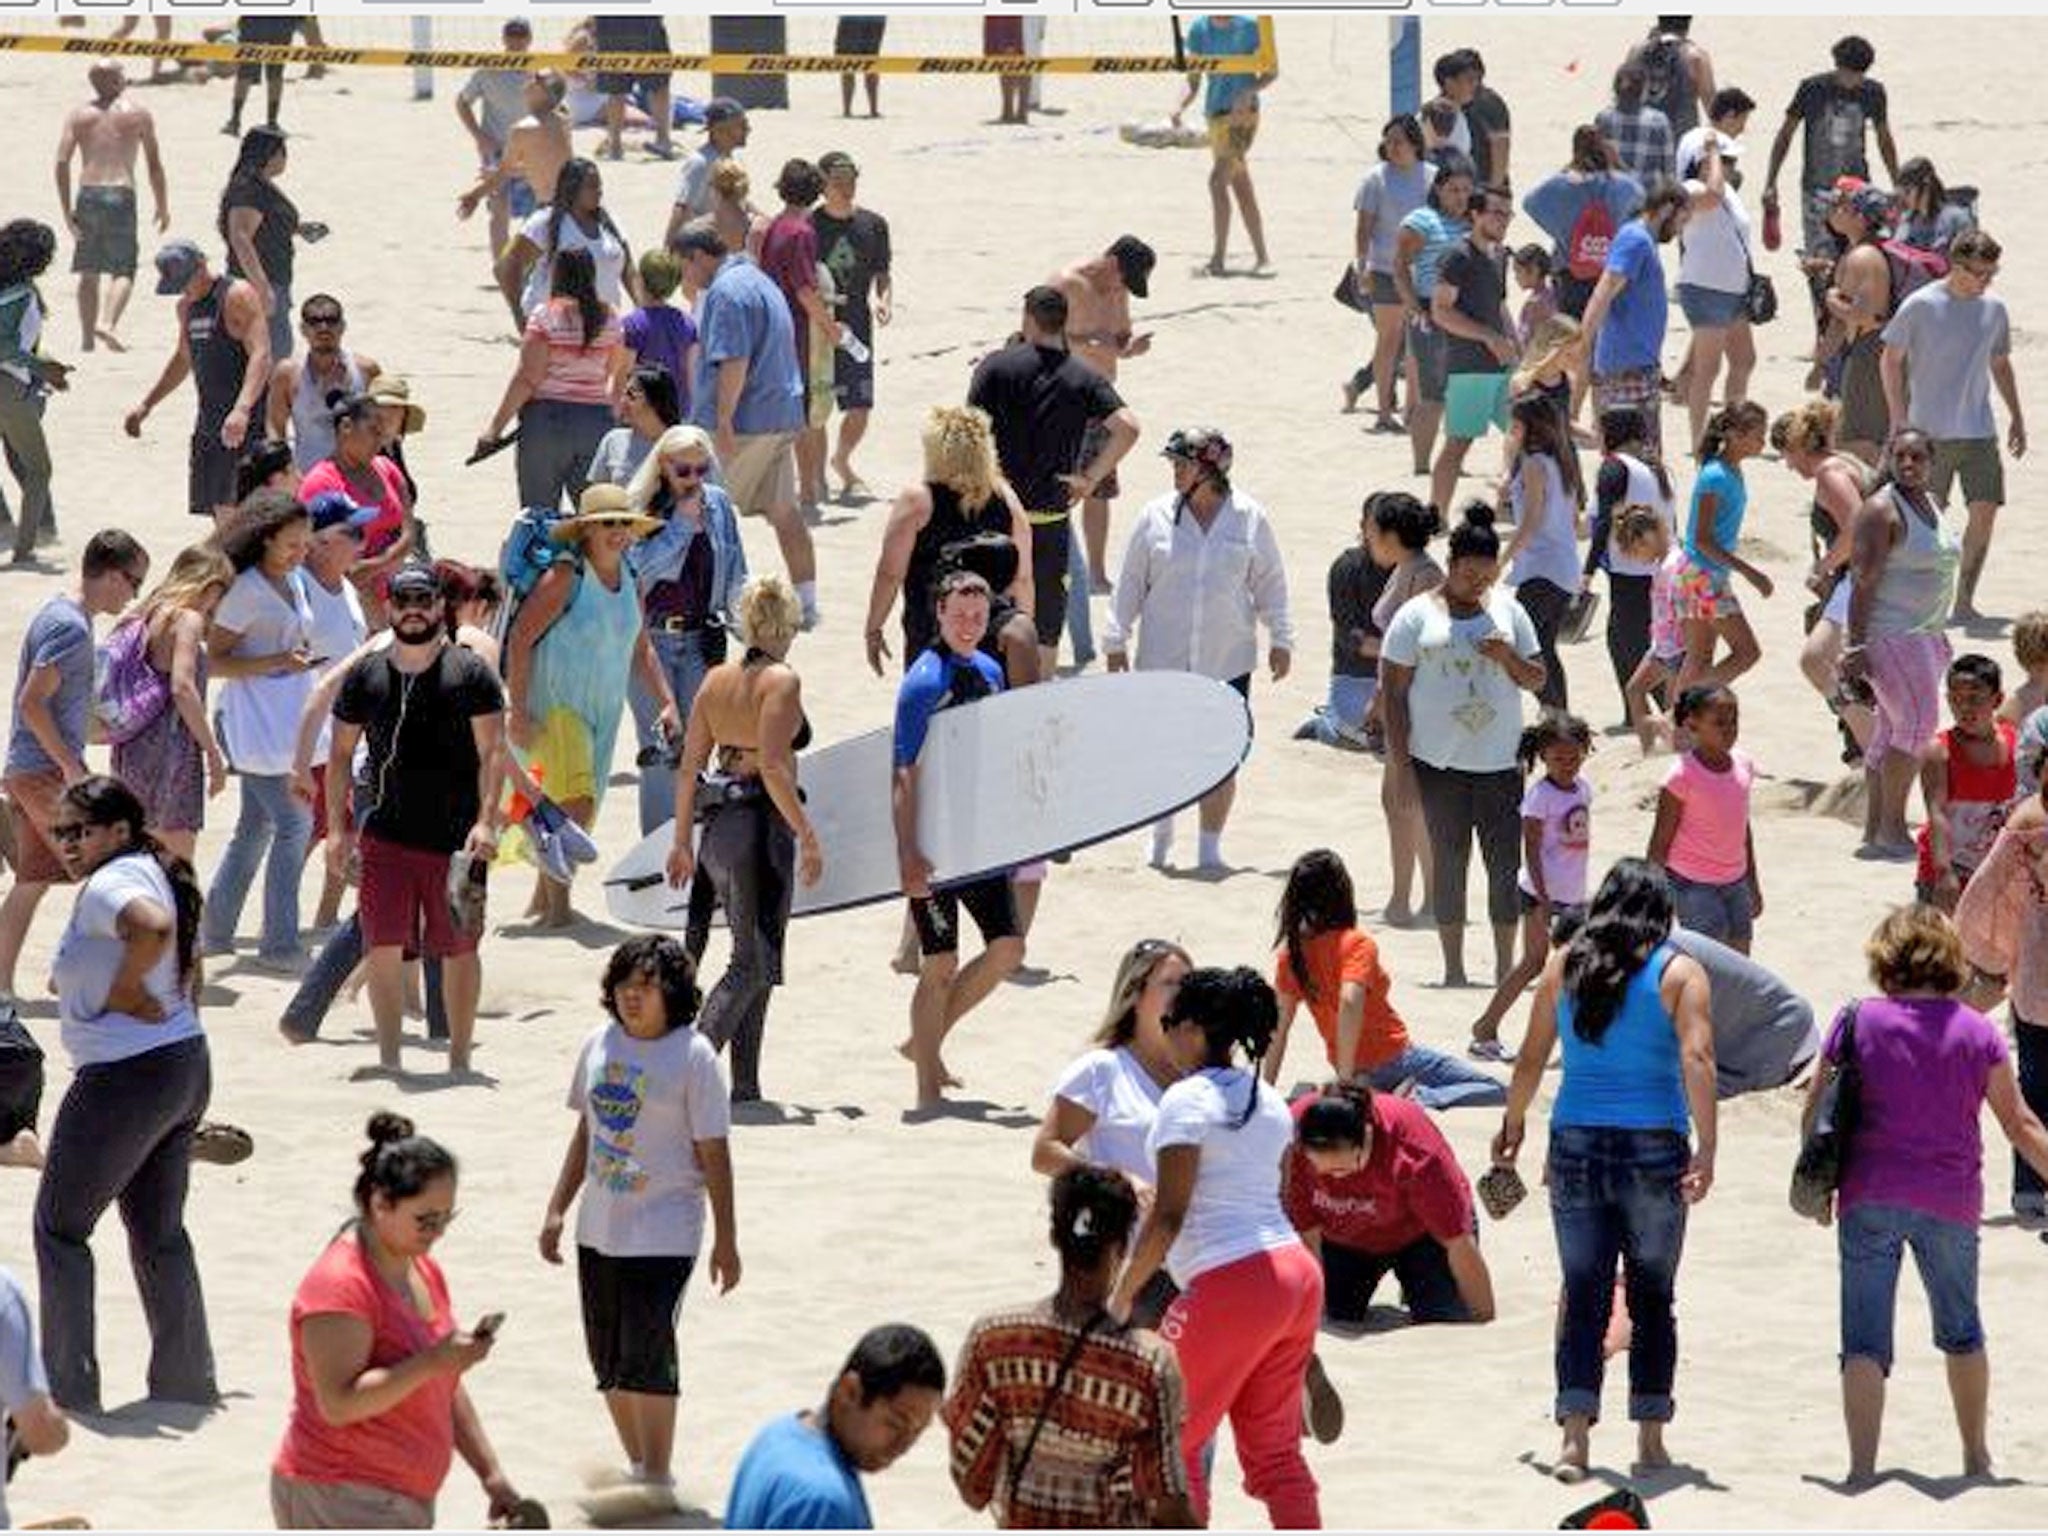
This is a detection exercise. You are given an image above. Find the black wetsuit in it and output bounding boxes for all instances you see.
[902,482,1012,662]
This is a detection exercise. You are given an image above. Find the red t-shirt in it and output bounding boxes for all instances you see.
[298,456,410,558]
[1916,719,2018,884]
[1272,927,1411,1072]
[758,212,820,371]
[273,1233,458,1503]
[1282,1093,1475,1254]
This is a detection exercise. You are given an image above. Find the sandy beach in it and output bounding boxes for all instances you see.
[1,12,2046,1529]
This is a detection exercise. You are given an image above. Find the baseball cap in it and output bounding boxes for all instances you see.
[818,150,858,178]
[153,238,206,296]
[387,561,440,600]
[502,16,532,35]
[306,490,378,536]
[1107,234,1156,299]
[704,97,747,128]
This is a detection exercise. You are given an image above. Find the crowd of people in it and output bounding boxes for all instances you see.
[4,13,2048,1533]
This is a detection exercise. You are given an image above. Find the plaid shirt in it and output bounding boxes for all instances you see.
[1597,105,1676,189]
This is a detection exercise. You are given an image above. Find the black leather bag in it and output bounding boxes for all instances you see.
[1790,1001,1860,1220]
[1744,267,1779,327]
[1333,264,1371,314]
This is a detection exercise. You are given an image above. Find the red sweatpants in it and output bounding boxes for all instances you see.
[1160,1243,1324,1528]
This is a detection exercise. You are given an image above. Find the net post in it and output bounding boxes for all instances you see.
[411,15,433,101]
[1390,16,1421,117]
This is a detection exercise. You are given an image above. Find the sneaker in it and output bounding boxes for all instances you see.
[1302,1353,1344,1444]
[2014,1195,2048,1232]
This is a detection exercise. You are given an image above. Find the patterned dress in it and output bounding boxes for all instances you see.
[112,625,208,834]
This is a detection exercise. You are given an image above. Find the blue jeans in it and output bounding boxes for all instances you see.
[1838,1202,1983,1375]
[1365,1044,1505,1110]
[203,771,310,961]
[631,627,713,835]
[1668,871,1755,949]
[1064,534,1095,667]
[1304,673,1376,747]
[280,914,449,1041]
[1547,1125,1691,1424]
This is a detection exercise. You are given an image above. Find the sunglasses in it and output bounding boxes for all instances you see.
[389,589,439,611]
[663,460,710,480]
[303,313,344,328]
[48,821,93,845]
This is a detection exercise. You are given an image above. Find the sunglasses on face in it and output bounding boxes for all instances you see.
[663,460,710,480]
[303,313,344,328]
[389,590,439,611]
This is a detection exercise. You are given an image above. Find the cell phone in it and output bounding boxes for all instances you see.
[475,1311,506,1339]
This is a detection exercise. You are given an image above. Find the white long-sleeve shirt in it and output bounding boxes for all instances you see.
[1102,489,1294,681]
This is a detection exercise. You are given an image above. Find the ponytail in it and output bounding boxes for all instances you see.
[57,775,203,994]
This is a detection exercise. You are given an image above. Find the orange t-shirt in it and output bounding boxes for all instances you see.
[1273,927,1411,1073]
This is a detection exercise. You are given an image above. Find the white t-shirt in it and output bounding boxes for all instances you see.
[518,208,628,318]
[1519,774,1594,906]
[214,566,315,778]
[52,851,204,1068]
[1147,1068,1299,1286]
[1606,453,1675,579]
[1507,454,1584,594]
[568,1022,731,1258]
[301,573,366,766]
[1677,178,1752,296]
[1379,587,1541,774]
[1052,1047,1168,1185]
[675,145,729,219]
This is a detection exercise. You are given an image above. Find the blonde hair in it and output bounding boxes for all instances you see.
[1865,903,1967,996]
[1612,503,1668,558]
[626,424,720,513]
[1511,314,1583,395]
[736,576,802,654]
[921,405,1002,510]
[2012,610,2048,672]
[710,159,751,203]
[142,544,233,623]
[1770,398,1839,458]
[1094,939,1193,1048]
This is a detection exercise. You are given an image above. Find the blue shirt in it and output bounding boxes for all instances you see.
[6,595,93,777]
[692,256,804,437]
[893,645,1004,769]
[1683,459,1747,578]
[1592,219,1669,376]
[1553,944,1690,1132]
[726,1412,872,1531]
[1398,208,1470,300]
[1186,15,1263,118]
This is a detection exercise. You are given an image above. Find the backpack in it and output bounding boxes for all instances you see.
[492,505,583,689]
[1880,238,1948,310]
[1566,195,1619,282]
[93,614,172,747]
[1640,33,1686,114]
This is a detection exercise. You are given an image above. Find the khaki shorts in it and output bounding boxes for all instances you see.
[721,431,798,517]
[1930,437,2005,508]
[1,769,71,885]
[270,1470,435,1529]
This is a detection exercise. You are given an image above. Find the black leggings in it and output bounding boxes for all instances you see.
[1516,578,1572,711]
[1412,760,1523,929]
[1606,572,1654,714]
[688,793,794,1103]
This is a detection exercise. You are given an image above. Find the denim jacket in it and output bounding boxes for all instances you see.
[630,483,748,624]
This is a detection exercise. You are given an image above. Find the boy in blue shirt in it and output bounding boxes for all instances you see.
[892,571,1023,1109]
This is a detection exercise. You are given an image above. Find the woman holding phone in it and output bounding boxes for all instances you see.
[272,1112,531,1529]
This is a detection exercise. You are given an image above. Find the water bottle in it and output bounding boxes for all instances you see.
[838,330,871,365]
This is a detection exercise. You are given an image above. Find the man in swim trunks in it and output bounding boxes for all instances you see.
[1173,15,1277,277]
[1052,236,1155,601]
[53,63,169,354]
[455,19,536,271]
[893,571,1025,1110]
[592,13,674,163]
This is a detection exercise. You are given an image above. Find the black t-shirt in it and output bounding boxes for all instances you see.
[811,207,892,343]
[1788,74,1888,192]
[223,178,299,291]
[335,645,505,854]
[1327,546,1392,679]
[1436,238,1510,377]
[966,343,1123,515]
[1465,86,1512,186]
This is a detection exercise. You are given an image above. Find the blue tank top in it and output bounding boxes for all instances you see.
[1552,942,1689,1132]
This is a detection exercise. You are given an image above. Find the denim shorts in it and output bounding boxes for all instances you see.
[1676,282,1748,329]
[1667,871,1754,948]
[1838,1201,1983,1375]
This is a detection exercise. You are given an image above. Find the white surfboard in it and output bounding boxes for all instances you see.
[604,672,1252,928]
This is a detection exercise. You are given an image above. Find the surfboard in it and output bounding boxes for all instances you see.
[603,671,1253,929]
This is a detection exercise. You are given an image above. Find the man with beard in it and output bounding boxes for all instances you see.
[326,562,505,1078]
[1579,183,1690,457]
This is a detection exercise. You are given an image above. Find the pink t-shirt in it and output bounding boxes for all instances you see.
[527,299,623,406]
[1519,774,1593,905]
[298,456,409,558]
[1662,747,1754,885]
[273,1233,458,1503]
[1649,547,1686,660]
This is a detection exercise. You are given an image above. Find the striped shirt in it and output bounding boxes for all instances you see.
[944,1300,1186,1528]
[527,298,623,406]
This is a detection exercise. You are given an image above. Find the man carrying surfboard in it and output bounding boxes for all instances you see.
[893,570,1025,1109]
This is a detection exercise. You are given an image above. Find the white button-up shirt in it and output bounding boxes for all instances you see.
[1102,489,1294,681]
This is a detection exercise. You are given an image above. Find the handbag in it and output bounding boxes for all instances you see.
[0,1003,45,1143]
[1744,267,1779,327]
[1332,264,1371,315]
[1790,1000,1861,1220]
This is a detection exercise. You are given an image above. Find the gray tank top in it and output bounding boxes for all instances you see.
[289,351,365,472]
[1866,484,1960,638]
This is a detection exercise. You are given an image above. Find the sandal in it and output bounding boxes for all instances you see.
[492,1496,551,1530]
[1467,1038,1510,1063]
[191,1122,254,1167]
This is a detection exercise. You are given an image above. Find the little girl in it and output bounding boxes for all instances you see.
[1268,848,1505,1108]
[541,935,741,1510]
[1471,711,1594,1049]
[1648,684,1763,952]
[1616,504,1687,753]
[1674,401,1774,699]
[1507,313,1590,452]
[1512,243,1559,346]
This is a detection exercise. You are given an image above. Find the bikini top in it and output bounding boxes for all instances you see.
[743,645,812,752]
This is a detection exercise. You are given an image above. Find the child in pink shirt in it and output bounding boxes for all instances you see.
[1649,683,1762,952]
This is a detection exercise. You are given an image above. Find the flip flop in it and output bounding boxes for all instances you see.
[191,1122,254,1166]
[491,1496,551,1530]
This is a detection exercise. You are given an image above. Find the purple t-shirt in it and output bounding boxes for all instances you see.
[622,304,698,417]
[1828,996,2007,1227]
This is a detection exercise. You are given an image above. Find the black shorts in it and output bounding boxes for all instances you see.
[72,186,138,278]
[1227,672,1253,737]
[577,1247,694,1395]
[833,342,875,412]
[1322,1234,1470,1326]
[0,1017,44,1144]
[1028,514,1069,647]
[910,873,1019,958]
[594,16,672,95]
[236,16,295,81]
[835,17,887,55]
[189,427,239,517]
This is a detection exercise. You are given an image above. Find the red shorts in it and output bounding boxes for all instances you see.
[307,762,330,850]
[358,833,475,959]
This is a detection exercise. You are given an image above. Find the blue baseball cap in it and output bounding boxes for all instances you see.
[306,490,379,536]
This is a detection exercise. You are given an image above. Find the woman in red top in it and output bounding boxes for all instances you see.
[297,393,415,600]
[272,1113,529,1529]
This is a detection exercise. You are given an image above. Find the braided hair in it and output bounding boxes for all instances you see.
[1169,966,1280,1128]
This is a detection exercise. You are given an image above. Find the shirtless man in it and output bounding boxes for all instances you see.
[265,294,382,473]
[53,63,169,353]
[456,72,572,254]
[1052,236,1154,595]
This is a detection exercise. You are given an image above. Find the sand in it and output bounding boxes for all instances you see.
[2,12,2045,1530]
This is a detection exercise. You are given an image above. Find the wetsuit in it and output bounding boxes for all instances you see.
[186,277,250,516]
[902,482,1012,662]
[686,647,812,1103]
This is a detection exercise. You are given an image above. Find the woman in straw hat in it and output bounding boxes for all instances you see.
[505,484,678,926]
